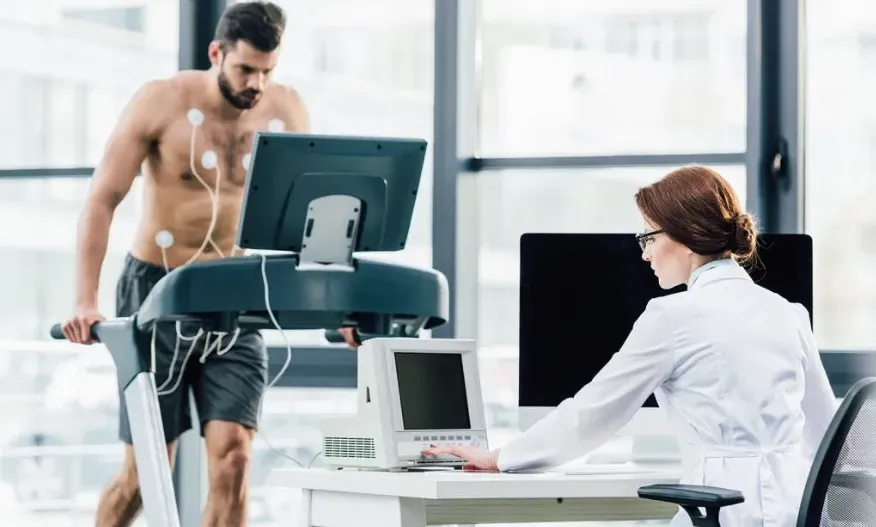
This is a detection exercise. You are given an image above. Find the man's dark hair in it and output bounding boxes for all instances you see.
[215,1,286,53]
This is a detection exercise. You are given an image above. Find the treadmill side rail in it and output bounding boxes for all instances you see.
[95,317,150,392]
[125,372,181,527]
[97,318,181,527]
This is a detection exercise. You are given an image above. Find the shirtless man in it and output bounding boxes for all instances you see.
[60,2,356,525]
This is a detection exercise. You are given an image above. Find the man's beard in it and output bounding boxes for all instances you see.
[218,71,259,110]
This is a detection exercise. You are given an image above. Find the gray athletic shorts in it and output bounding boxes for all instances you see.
[115,253,267,444]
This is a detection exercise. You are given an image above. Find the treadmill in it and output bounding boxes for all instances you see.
[51,132,449,526]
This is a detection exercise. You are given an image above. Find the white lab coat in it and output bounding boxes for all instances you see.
[497,258,838,527]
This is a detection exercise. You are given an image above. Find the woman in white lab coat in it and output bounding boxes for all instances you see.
[425,165,838,527]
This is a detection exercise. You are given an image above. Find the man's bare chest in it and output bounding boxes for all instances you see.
[158,110,288,187]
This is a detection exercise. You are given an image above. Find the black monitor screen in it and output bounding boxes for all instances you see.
[394,352,471,430]
[518,233,813,409]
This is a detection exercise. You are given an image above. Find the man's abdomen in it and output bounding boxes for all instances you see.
[132,191,244,269]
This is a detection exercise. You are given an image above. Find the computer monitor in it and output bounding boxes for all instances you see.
[237,132,427,266]
[320,338,489,470]
[518,233,813,462]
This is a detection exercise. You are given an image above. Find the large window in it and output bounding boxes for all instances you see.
[0,342,124,522]
[478,0,747,156]
[469,0,749,448]
[0,4,179,169]
[0,0,179,333]
[0,0,176,331]
[0,4,177,525]
[805,2,876,351]
[0,177,144,341]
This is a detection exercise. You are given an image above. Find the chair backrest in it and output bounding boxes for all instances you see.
[797,377,876,526]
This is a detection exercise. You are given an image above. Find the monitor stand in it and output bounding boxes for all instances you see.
[517,407,682,467]
[584,409,681,466]
[630,435,681,464]
[584,435,681,465]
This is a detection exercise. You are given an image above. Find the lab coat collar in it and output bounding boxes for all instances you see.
[687,258,751,290]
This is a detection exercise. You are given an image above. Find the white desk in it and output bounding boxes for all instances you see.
[269,466,682,527]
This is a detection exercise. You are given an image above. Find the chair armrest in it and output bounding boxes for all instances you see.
[638,483,745,508]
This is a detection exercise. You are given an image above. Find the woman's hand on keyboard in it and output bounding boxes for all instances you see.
[422,444,500,471]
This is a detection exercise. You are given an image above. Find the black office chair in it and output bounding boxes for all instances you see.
[637,377,876,527]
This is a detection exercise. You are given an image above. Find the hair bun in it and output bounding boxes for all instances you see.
[730,213,757,261]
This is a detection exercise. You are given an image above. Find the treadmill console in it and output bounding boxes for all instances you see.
[133,133,448,338]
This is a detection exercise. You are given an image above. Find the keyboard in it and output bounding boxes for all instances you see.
[414,453,466,466]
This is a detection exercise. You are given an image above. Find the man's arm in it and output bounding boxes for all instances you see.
[63,80,169,343]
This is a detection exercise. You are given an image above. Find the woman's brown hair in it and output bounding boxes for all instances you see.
[634,165,758,264]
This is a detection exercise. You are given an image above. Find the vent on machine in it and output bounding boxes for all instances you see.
[323,436,376,459]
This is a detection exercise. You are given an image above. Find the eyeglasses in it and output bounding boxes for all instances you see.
[635,229,665,251]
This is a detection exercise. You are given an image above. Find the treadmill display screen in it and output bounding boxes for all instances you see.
[394,352,471,430]
[518,233,813,409]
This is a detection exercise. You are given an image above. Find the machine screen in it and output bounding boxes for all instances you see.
[394,352,471,430]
